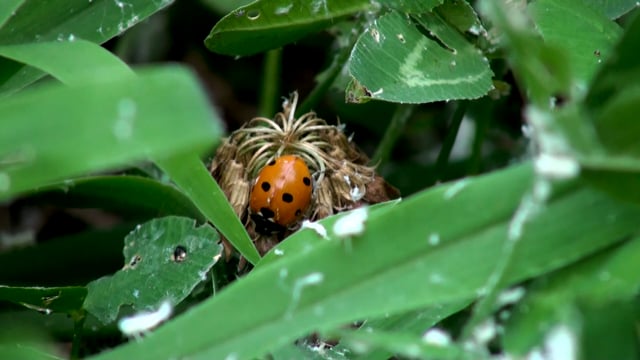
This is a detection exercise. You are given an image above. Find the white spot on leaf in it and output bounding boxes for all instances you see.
[333,208,368,238]
[274,4,293,15]
[443,179,469,199]
[301,220,328,239]
[497,286,525,306]
[428,233,440,246]
[118,301,172,337]
[423,328,451,346]
[287,272,324,317]
[113,98,137,140]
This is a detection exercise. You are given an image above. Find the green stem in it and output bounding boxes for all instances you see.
[70,310,87,359]
[468,110,489,175]
[370,104,416,167]
[258,48,282,117]
[297,29,360,116]
[434,101,468,179]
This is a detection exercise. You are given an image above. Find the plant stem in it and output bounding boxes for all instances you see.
[297,29,360,116]
[434,101,468,179]
[70,310,87,359]
[468,110,489,175]
[370,104,416,167]
[258,48,282,117]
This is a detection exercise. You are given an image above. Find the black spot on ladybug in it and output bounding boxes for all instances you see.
[261,181,271,192]
[282,193,294,203]
[172,245,187,263]
[295,209,302,216]
[260,207,275,218]
[303,177,311,186]
[267,159,276,166]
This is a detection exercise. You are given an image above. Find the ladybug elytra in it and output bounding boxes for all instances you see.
[249,155,313,234]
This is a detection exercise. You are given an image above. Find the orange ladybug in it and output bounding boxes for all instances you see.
[249,155,313,234]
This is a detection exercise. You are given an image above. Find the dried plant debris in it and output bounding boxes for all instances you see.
[210,92,399,262]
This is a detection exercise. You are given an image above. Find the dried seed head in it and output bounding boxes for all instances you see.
[210,91,399,260]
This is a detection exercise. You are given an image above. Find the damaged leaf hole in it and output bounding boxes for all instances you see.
[127,254,142,269]
[247,9,260,20]
[172,245,188,263]
[412,17,457,54]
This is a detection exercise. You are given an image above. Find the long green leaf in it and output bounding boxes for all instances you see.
[529,0,622,86]
[0,66,222,200]
[89,163,640,359]
[504,236,640,355]
[0,0,174,95]
[0,0,25,29]
[155,153,261,265]
[205,0,371,56]
[0,40,134,84]
[0,286,86,314]
[28,176,205,222]
[0,225,133,286]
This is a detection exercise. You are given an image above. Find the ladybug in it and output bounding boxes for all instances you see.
[249,155,313,234]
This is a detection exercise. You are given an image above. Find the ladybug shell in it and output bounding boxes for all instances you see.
[249,155,313,229]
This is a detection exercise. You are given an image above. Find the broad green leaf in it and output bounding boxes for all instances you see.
[0,0,25,29]
[436,0,484,34]
[580,301,639,360]
[0,286,86,314]
[0,40,134,85]
[582,168,640,205]
[28,176,205,223]
[479,0,571,106]
[504,236,640,354]
[584,0,638,19]
[0,344,63,360]
[205,0,371,56]
[199,0,253,15]
[333,328,474,359]
[337,300,472,360]
[347,10,493,103]
[592,86,640,155]
[586,8,640,108]
[84,216,222,324]
[378,0,442,13]
[0,225,133,286]
[257,199,401,268]
[155,153,261,266]
[0,0,174,95]
[89,164,640,360]
[0,327,62,360]
[270,342,345,360]
[529,0,622,87]
[0,66,222,200]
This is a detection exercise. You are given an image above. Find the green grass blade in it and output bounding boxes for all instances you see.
[88,163,640,360]
[28,176,205,222]
[155,153,260,265]
[0,40,134,84]
[0,286,86,314]
[0,0,25,29]
[0,66,222,200]
[0,0,174,95]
